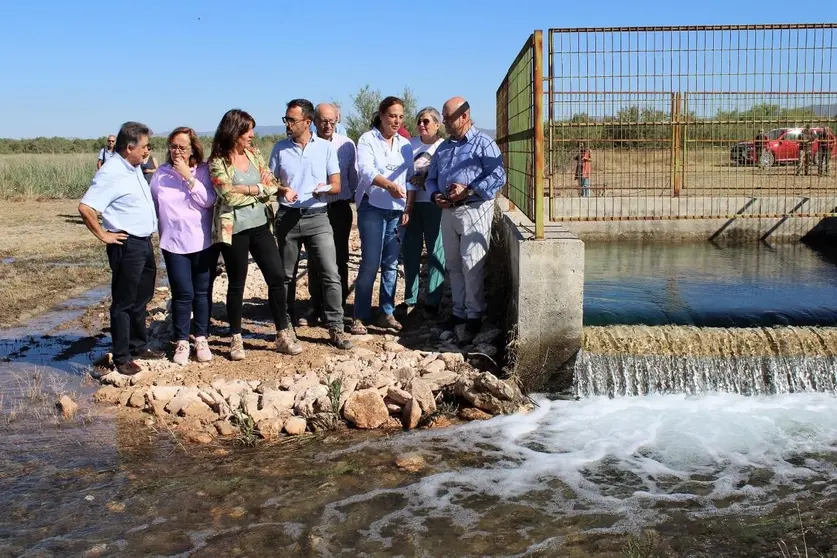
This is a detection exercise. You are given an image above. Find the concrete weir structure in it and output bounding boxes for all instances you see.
[491,197,584,391]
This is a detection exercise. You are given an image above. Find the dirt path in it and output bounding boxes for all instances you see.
[0,200,109,328]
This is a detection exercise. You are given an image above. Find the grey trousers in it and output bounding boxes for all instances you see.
[440,199,494,319]
[274,208,344,330]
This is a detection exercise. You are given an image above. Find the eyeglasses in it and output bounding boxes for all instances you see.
[282,116,307,125]
[168,144,191,152]
[418,118,434,125]
[317,119,336,127]
[107,140,115,143]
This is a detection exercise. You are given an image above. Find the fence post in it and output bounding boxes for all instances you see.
[533,30,545,239]
[547,29,555,222]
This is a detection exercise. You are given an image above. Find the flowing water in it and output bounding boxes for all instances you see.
[2,244,837,556]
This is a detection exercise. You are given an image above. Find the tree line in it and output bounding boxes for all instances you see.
[548,104,836,150]
[2,85,424,155]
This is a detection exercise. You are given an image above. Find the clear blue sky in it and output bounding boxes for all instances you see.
[0,0,824,139]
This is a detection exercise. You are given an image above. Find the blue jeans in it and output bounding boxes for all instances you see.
[162,247,217,341]
[354,198,402,320]
[579,177,591,197]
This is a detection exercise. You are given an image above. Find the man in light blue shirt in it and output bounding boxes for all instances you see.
[79,121,165,375]
[269,98,352,350]
[426,97,507,339]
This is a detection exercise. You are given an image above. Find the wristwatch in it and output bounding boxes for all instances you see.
[466,187,475,197]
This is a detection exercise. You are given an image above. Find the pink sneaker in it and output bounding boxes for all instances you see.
[172,340,190,366]
[194,336,212,362]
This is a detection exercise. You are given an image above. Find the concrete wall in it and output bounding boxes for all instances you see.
[493,197,584,391]
[549,196,837,243]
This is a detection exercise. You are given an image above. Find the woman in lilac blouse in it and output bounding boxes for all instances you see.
[150,127,217,365]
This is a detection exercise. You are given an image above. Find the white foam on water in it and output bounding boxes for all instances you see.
[315,393,837,552]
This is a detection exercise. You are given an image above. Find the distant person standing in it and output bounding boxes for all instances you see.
[140,148,158,184]
[97,135,116,169]
[298,102,358,326]
[426,97,506,338]
[755,129,767,167]
[574,142,592,197]
[79,122,164,375]
[818,130,833,177]
[797,125,814,176]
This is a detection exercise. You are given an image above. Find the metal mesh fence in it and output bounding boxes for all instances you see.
[546,24,837,221]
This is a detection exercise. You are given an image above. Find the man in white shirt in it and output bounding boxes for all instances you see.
[269,99,352,351]
[79,122,164,375]
[298,103,358,327]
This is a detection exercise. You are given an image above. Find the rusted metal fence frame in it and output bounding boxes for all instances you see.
[544,23,837,222]
[496,30,545,238]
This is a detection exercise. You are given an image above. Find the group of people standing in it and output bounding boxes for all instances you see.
[79,96,506,376]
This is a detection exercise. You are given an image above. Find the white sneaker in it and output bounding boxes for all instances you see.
[230,333,245,361]
[172,340,190,365]
[194,336,212,362]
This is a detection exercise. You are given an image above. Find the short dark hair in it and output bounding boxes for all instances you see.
[287,99,315,121]
[209,109,256,163]
[114,122,151,153]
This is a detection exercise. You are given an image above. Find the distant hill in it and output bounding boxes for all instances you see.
[808,104,837,117]
[254,125,286,136]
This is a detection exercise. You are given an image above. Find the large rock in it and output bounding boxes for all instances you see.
[93,385,121,404]
[165,387,203,415]
[148,386,180,405]
[129,369,156,386]
[198,389,230,417]
[126,391,146,409]
[459,407,493,421]
[260,390,295,414]
[357,370,396,390]
[422,370,460,391]
[385,386,412,406]
[407,378,436,414]
[475,372,517,401]
[284,416,307,435]
[257,417,286,440]
[422,360,447,375]
[56,395,78,419]
[383,341,405,353]
[439,352,465,370]
[343,389,389,429]
[214,379,253,400]
[402,399,422,430]
[394,367,418,385]
[337,376,359,412]
[333,360,361,378]
[100,372,130,388]
[294,385,330,418]
[351,347,377,360]
[289,372,321,393]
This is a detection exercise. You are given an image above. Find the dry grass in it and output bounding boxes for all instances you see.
[0,154,95,199]
[1,368,91,429]
[548,148,836,198]
[0,200,109,327]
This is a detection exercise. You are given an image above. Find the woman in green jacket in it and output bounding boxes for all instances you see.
[209,109,302,359]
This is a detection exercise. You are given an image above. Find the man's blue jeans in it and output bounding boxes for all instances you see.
[354,198,402,321]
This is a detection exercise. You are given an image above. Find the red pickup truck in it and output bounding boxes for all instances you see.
[730,127,836,167]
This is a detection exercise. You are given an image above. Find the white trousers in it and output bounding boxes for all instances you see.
[440,200,494,319]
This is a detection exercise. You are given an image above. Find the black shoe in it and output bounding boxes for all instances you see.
[329,327,353,350]
[297,308,321,327]
[422,304,440,317]
[115,361,142,376]
[131,347,166,360]
[465,318,482,335]
[442,315,466,331]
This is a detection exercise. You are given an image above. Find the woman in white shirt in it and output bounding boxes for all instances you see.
[401,107,445,316]
[351,96,414,335]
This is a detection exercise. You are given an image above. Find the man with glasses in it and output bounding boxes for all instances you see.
[426,97,506,340]
[79,122,165,375]
[97,135,117,169]
[297,103,358,327]
[269,99,353,350]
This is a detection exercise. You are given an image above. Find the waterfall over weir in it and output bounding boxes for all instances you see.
[574,325,837,397]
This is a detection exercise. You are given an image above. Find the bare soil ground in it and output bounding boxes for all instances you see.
[0,200,109,327]
[548,148,836,198]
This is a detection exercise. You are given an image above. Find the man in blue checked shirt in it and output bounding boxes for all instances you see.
[426,97,506,339]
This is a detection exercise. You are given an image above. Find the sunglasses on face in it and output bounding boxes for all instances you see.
[418,119,434,125]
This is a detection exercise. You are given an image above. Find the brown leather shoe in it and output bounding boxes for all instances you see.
[115,361,142,376]
[376,313,402,332]
[329,327,353,350]
[276,329,303,356]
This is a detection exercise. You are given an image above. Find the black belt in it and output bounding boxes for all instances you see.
[279,205,328,216]
[114,231,152,241]
[328,199,351,206]
[449,198,485,208]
